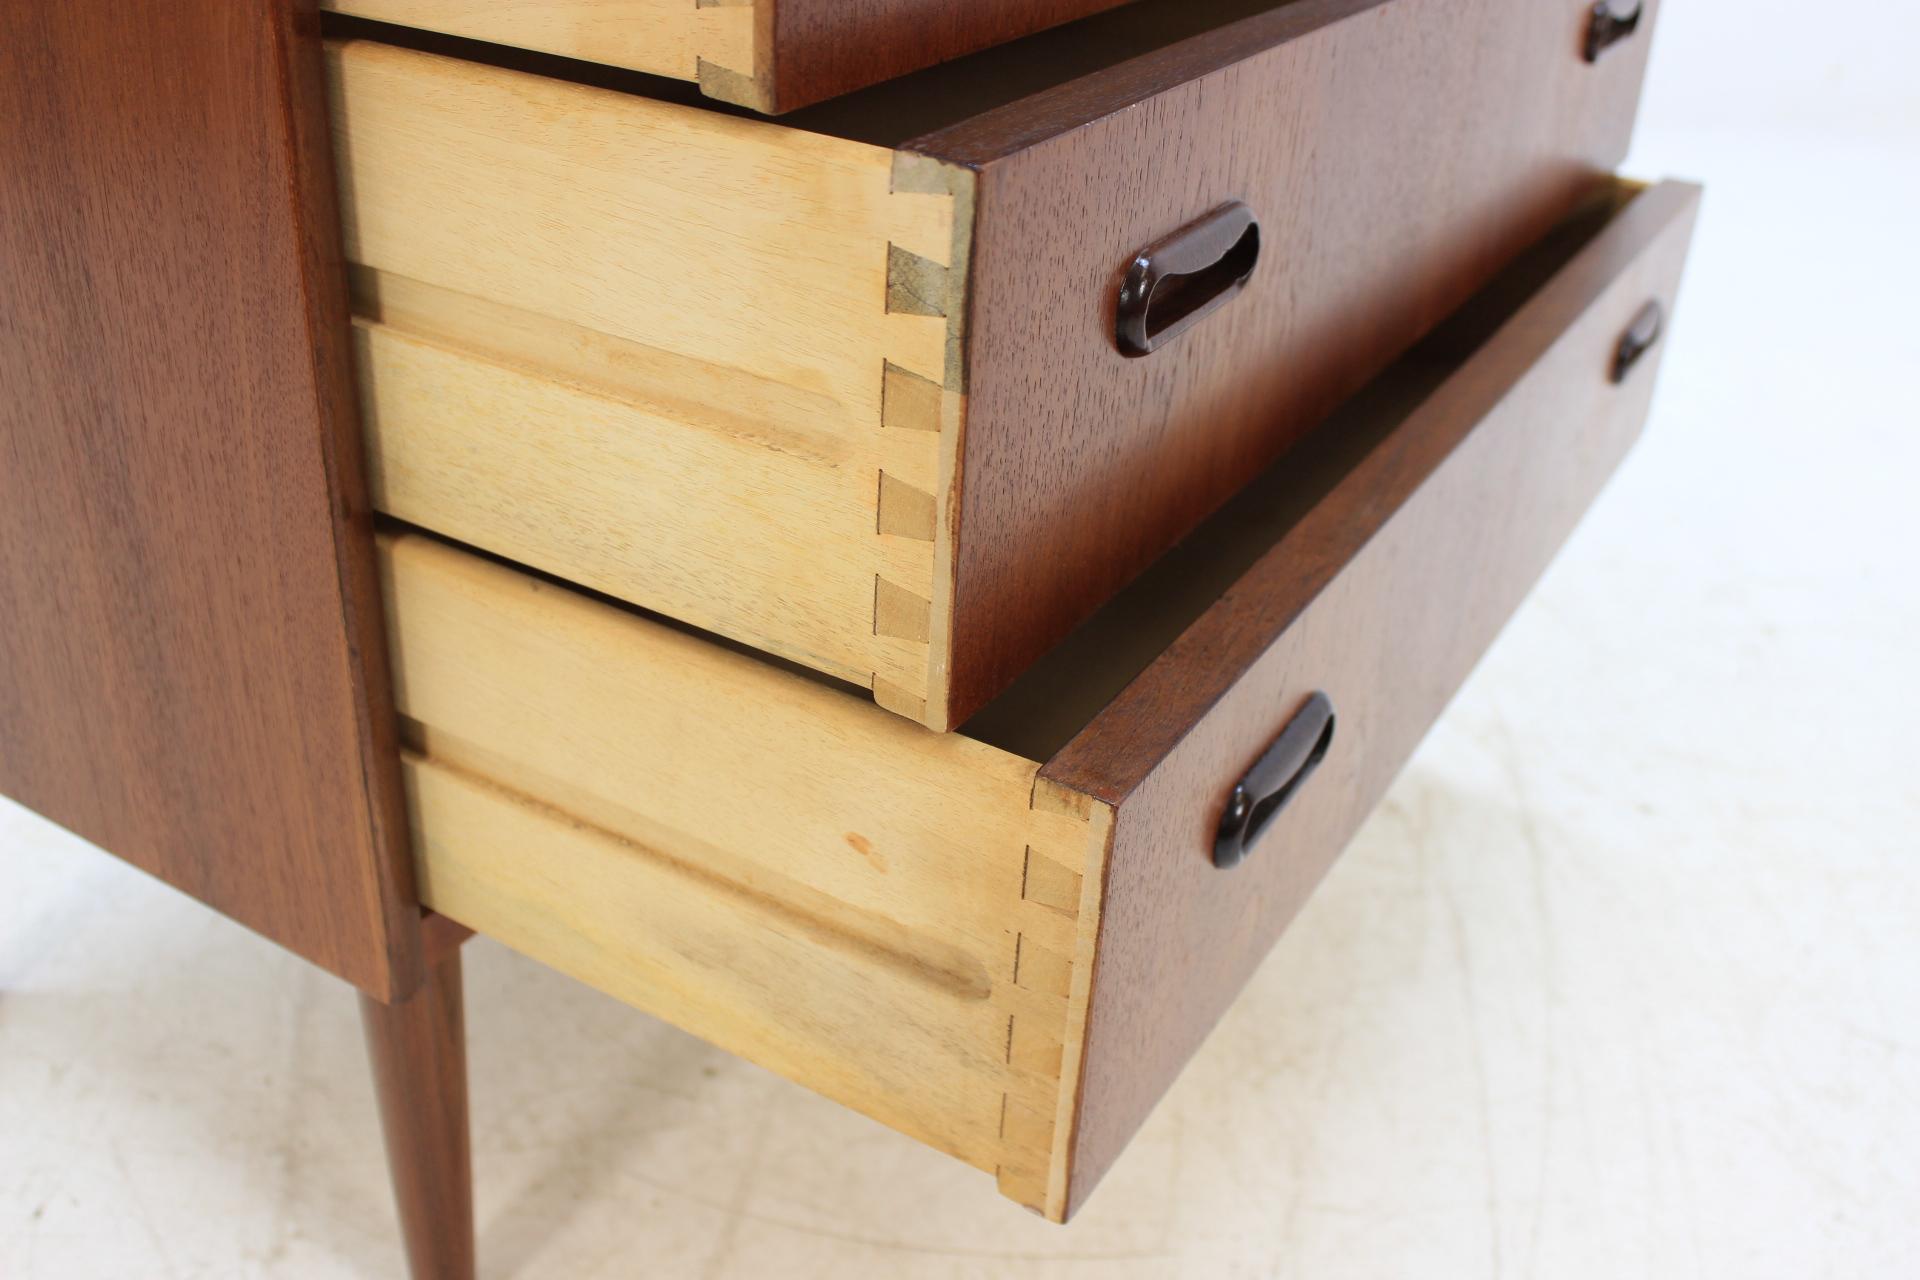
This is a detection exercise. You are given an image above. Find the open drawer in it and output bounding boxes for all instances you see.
[319,0,1132,113]
[379,180,1699,1220]
[330,0,1660,732]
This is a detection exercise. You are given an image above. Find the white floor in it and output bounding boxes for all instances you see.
[6,41,1919,1280]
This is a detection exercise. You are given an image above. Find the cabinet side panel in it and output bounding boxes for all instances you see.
[0,0,419,996]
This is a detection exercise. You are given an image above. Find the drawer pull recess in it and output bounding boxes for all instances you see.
[1116,201,1261,356]
[1213,691,1335,869]
[1583,0,1644,61]
[1611,298,1665,383]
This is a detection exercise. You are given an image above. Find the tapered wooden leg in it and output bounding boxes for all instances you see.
[361,946,475,1280]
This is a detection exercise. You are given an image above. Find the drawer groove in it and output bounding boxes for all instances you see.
[326,0,760,91]
[403,732,997,1001]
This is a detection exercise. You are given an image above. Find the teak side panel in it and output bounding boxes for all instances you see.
[935,0,1662,718]
[0,0,420,996]
[320,0,1132,112]
[1049,182,1702,1215]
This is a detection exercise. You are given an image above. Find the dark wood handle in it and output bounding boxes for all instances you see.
[1610,298,1664,383]
[1583,0,1644,61]
[1116,201,1260,356]
[1213,691,1335,869]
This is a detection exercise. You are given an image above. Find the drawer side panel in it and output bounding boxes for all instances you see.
[381,533,1111,1205]
[331,41,972,721]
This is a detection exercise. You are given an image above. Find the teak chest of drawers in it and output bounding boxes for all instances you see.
[0,0,1693,1274]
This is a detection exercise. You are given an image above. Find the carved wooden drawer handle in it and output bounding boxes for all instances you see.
[1611,299,1665,383]
[1214,691,1336,869]
[1116,201,1261,357]
[1584,0,1644,61]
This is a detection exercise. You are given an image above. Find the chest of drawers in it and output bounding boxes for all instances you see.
[0,0,1692,1273]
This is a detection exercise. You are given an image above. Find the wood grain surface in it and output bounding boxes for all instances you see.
[1046,180,1702,1216]
[361,945,475,1280]
[0,0,422,999]
[927,0,1662,719]
[378,530,1110,1216]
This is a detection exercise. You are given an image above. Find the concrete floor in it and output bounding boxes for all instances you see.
[6,18,1918,1280]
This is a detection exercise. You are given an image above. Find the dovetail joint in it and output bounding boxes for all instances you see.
[876,472,936,541]
[881,360,945,433]
[872,575,931,642]
[991,797,1100,1214]
[885,243,948,317]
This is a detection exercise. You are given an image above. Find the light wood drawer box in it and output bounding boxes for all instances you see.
[319,0,1132,113]
[379,181,1699,1220]
[330,0,1660,733]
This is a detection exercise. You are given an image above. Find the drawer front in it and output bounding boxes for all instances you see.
[334,0,1659,734]
[321,0,1132,113]
[1048,181,1701,1213]
[941,0,1664,719]
[383,181,1696,1221]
